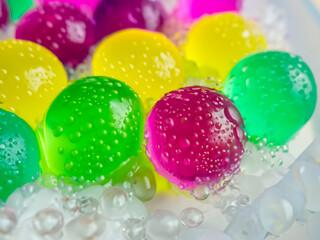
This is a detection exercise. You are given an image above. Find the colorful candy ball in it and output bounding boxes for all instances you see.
[223,51,317,146]
[0,0,9,29]
[92,29,184,110]
[183,13,267,80]
[39,76,145,184]
[175,0,243,22]
[0,108,41,201]
[35,0,101,18]
[94,0,164,41]
[15,1,96,67]
[0,40,68,129]
[145,86,246,190]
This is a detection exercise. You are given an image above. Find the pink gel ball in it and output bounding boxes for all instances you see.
[35,0,101,17]
[145,86,246,190]
[175,0,243,22]
[15,2,96,67]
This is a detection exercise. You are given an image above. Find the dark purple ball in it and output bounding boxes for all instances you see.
[15,2,96,67]
[94,0,164,41]
[0,0,9,29]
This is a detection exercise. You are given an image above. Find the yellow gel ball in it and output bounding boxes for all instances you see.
[183,13,267,80]
[92,29,184,109]
[0,40,68,128]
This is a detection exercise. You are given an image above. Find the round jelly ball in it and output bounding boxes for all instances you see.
[183,13,267,80]
[0,0,9,29]
[175,0,242,22]
[39,76,145,183]
[16,1,96,67]
[6,0,33,21]
[35,0,101,18]
[0,108,41,201]
[223,51,317,146]
[93,0,164,41]
[92,29,184,110]
[145,86,246,190]
[0,40,68,129]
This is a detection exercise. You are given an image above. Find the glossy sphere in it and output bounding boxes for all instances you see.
[0,0,9,29]
[35,0,101,17]
[94,0,164,41]
[33,208,64,236]
[223,51,317,145]
[175,0,242,22]
[39,76,145,183]
[145,86,245,190]
[92,29,184,109]
[0,40,68,129]
[16,2,96,67]
[0,109,41,201]
[183,13,267,80]
[6,0,33,21]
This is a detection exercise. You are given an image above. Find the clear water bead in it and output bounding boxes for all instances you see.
[179,208,204,228]
[79,196,99,213]
[122,218,146,240]
[146,210,181,240]
[259,188,294,235]
[32,208,64,236]
[65,212,106,239]
[0,208,17,234]
[61,197,79,216]
[192,185,210,200]
[99,187,128,220]
[307,212,320,240]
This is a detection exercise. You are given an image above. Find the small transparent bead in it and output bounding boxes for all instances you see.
[0,208,17,234]
[122,218,146,240]
[21,182,42,199]
[179,208,203,228]
[146,210,181,239]
[32,208,64,236]
[192,185,210,200]
[65,212,106,239]
[99,187,128,220]
[61,197,79,216]
[79,196,98,213]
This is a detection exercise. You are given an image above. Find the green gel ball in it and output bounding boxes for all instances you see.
[0,108,41,201]
[223,51,317,146]
[39,76,145,184]
[7,0,34,21]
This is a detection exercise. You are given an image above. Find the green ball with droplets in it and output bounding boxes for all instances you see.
[38,76,145,184]
[223,51,317,146]
[0,108,41,201]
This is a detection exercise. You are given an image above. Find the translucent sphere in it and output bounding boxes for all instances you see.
[146,210,181,240]
[79,197,99,213]
[179,208,204,228]
[293,161,320,212]
[32,208,64,236]
[0,209,17,234]
[122,218,146,240]
[259,188,294,235]
[100,187,128,220]
[65,212,106,239]
[61,197,79,216]
[307,212,320,240]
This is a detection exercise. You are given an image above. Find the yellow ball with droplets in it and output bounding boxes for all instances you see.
[0,40,68,128]
[92,29,184,110]
[183,13,267,80]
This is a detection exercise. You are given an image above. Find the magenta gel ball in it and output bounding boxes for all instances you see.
[0,0,9,29]
[94,0,164,41]
[175,0,242,22]
[145,86,246,190]
[15,2,96,67]
[35,0,101,18]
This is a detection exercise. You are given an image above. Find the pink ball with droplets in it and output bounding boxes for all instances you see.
[175,0,243,22]
[145,86,246,190]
